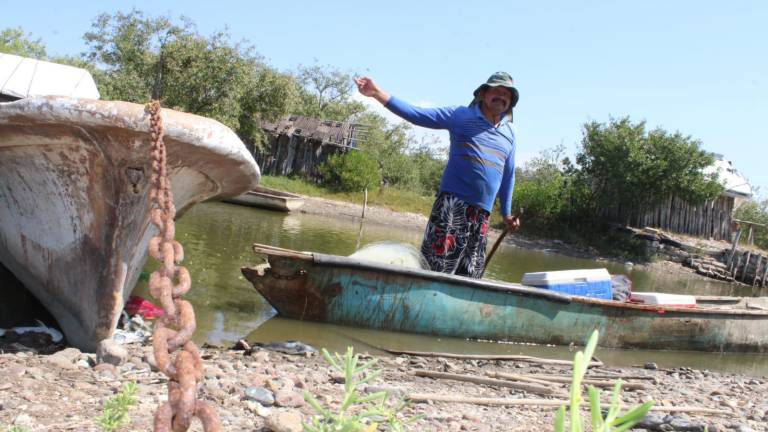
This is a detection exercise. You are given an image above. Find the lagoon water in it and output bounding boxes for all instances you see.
[133,201,768,375]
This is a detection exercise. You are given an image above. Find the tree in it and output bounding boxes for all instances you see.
[81,10,297,143]
[353,112,420,190]
[294,63,365,121]
[1,27,47,58]
[513,145,570,220]
[319,150,382,192]
[574,117,722,217]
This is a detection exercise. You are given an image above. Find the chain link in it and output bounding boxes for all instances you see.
[146,101,221,432]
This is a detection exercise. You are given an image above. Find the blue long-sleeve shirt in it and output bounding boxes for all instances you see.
[385,96,516,217]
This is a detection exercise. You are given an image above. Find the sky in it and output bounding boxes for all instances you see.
[4,1,767,195]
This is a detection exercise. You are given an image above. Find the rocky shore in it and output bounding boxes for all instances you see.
[1,334,766,432]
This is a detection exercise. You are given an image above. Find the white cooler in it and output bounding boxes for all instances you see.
[629,292,696,307]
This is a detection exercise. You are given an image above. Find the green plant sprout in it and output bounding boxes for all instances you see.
[554,330,654,432]
[96,381,138,432]
[304,347,423,432]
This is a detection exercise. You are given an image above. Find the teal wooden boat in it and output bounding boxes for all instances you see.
[241,243,768,353]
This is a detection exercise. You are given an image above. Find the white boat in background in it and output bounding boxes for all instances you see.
[225,186,304,212]
[0,95,260,351]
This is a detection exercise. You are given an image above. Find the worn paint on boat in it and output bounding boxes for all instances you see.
[0,96,260,351]
[242,243,768,353]
[224,186,304,211]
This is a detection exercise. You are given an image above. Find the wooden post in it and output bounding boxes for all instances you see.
[753,255,764,287]
[747,225,754,245]
[761,256,768,288]
[741,251,752,283]
[361,188,368,219]
[727,225,742,267]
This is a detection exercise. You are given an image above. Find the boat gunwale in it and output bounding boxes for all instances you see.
[251,243,768,318]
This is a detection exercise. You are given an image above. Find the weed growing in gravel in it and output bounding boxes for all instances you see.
[304,347,423,432]
[6,426,29,432]
[554,330,654,431]
[96,381,138,432]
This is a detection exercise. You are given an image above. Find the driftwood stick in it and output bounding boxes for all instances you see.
[517,373,650,390]
[384,349,603,367]
[585,373,660,383]
[485,371,554,386]
[407,393,731,416]
[414,370,559,396]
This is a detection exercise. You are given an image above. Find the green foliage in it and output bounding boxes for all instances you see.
[5,426,30,432]
[513,145,569,220]
[304,347,422,432]
[0,27,47,58]
[320,150,382,192]
[554,331,653,432]
[80,10,297,144]
[408,139,446,195]
[733,197,768,250]
[352,112,446,195]
[294,63,366,122]
[96,381,139,432]
[575,117,722,217]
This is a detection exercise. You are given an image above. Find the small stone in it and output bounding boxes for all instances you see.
[244,386,275,406]
[244,400,272,417]
[668,417,706,431]
[52,347,82,362]
[96,339,128,366]
[363,385,405,398]
[46,354,77,370]
[266,409,304,432]
[275,389,304,407]
[644,362,658,370]
[253,350,270,363]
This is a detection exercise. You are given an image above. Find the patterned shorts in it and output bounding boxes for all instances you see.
[420,193,490,278]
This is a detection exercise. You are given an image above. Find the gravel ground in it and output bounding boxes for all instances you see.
[1,337,766,432]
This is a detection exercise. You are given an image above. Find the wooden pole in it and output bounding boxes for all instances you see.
[381,349,603,367]
[727,225,742,267]
[487,371,650,390]
[493,372,650,390]
[406,394,732,416]
[413,370,559,396]
[361,188,368,219]
[480,228,508,278]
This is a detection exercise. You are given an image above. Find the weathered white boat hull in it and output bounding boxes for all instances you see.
[0,96,260,351]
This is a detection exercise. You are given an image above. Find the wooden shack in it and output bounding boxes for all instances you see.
[603,156,753,241]
[255,115,368,181]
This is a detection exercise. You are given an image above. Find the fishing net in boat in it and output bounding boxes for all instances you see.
[349,241,429,270]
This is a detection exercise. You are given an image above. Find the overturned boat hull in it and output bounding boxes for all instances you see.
[242,244,768,353]
[0,96,260,351]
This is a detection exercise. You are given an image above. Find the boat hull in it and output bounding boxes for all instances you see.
[1,96,260,351]
[224,186,304,211]
[242,244,768,353]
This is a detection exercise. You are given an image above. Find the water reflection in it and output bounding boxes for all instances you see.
[133,202,767,375]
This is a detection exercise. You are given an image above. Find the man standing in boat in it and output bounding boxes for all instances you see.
[355,72,521,278]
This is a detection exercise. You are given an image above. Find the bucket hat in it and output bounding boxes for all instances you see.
[470,71,519,121]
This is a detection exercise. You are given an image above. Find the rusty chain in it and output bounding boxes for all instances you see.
[146,101,221,432]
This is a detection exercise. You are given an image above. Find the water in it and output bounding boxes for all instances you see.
[133,202,768,375]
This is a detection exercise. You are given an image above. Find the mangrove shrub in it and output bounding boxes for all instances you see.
[320,150,382,192]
